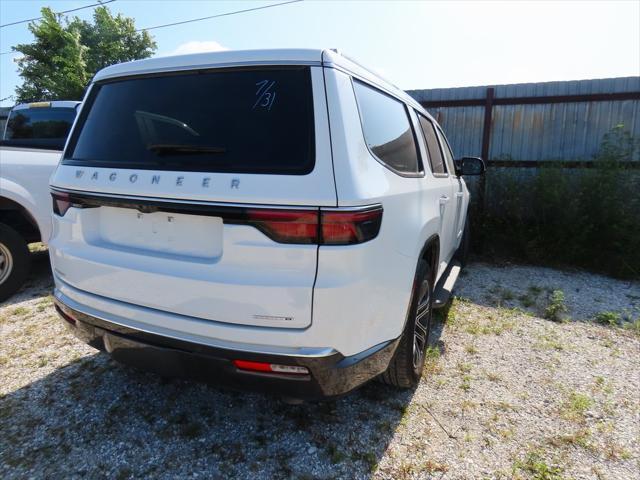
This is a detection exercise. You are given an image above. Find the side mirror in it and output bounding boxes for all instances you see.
[456,157,485,176]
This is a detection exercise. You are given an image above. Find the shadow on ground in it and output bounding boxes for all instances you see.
[1,252,447,479]
[1,250,53,308]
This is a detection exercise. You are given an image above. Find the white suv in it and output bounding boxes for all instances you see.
[49,49,484,400]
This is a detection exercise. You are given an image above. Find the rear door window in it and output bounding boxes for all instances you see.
[352,80,421,175]
[417,115,447,175]
[3,107,76,150]
[64,67,315,174]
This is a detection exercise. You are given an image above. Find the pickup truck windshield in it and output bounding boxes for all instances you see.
[64,67,315,175]
[3,107,76,150]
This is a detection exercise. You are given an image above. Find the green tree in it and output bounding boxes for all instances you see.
[13,6,156,102]
[14,8,87,102]
[68,6,156,75]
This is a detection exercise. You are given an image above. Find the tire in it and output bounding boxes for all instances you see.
[0,223,31,302]
[379,259,433,388]
[454,213,471,267]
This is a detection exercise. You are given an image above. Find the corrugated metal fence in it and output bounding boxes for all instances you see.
[407,76,640,165]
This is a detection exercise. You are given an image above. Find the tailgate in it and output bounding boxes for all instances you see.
[50,195,318,329]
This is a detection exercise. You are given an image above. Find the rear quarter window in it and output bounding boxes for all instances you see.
[352,80,421,176]
[3,107,76,150]
[417,115,447,175]
[64,67,315,175]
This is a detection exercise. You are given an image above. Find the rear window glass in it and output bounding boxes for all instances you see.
[352,80,421,175]
[3,107,76,150]
[64,67,315,174]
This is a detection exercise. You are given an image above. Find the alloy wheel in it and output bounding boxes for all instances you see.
[0,242,13,285]
[412,277,431,369]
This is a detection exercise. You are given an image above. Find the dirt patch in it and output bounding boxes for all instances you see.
[1,256,639,479]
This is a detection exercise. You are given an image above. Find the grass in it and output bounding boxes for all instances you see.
[548,427,592,450]
[11,306,30,317]
[562,392,593,421]
[423,345,441,375]
[465,343,478,355]
[326,443,346,464]
[350,450,378,473]
[513,450,564,480]
[535,331,565,351]
[623,318,640,336]
[594,311,621,326]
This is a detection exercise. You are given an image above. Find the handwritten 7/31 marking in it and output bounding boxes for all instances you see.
[253,79,277,111]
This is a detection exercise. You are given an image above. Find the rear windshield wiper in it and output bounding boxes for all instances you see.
[147,144,227,156]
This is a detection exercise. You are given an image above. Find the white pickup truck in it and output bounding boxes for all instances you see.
[0,101,79,301]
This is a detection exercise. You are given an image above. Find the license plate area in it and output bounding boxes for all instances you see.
[96,206,222,259]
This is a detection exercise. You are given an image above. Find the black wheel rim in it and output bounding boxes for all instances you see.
[412,278,431,370]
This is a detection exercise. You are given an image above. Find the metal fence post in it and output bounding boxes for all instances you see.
[475,87,494,252]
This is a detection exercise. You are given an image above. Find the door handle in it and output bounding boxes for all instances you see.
[439,195,450,205]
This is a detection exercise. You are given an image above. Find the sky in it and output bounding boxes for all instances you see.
[0,0,639,106]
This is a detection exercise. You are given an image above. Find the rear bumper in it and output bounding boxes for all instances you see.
[53,297,400,400]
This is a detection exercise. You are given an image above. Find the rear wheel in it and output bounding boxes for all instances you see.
[379,259,433,388]
[0,223,31,302]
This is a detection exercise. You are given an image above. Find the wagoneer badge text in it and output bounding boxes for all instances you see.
[74,170,241,189]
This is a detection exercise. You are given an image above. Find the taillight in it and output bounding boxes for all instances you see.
[321,207,383,245]
[246,209,319,244]
[233,359,309,375]
[51,191,72,216]
[244,206,383,245]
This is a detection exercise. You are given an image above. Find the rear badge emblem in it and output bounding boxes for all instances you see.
[253,314,294,322]
[72,169,241,190]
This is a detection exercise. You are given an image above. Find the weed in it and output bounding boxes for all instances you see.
[460,375,472,391]
[529,285,544,295]
[351,451,378,473]
[488,285,516,304]
[479,125,640,279]
[423,345,441,375]
[544,290,568,322]
[549,428,592,449]
[11,306,29,317]
[623,318,640,336]
[594,311,621,326]
[420,459,448,473]
[563,392,593,421]
[465,343,478,355]
[326,443,345,464]
[535,331,565,351]
[456,362,472,374]
[513,450,564,480]
[518,293,537,308]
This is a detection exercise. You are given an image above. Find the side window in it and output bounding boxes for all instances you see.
[417,115,447,175]
[436,127,457,175]
[352,80,421,175]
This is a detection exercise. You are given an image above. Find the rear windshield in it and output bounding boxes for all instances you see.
[64,67,315,175]
[3,107,76,150]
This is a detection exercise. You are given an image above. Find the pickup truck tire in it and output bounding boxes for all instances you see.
[379,259,433,389]
[0,223,31,302]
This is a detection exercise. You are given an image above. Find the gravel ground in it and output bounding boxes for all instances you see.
[1,255,639,479]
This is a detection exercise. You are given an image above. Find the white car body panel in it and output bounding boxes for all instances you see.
[0,146,62,243]
[0,101,80,244]
[49,48,471,359]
